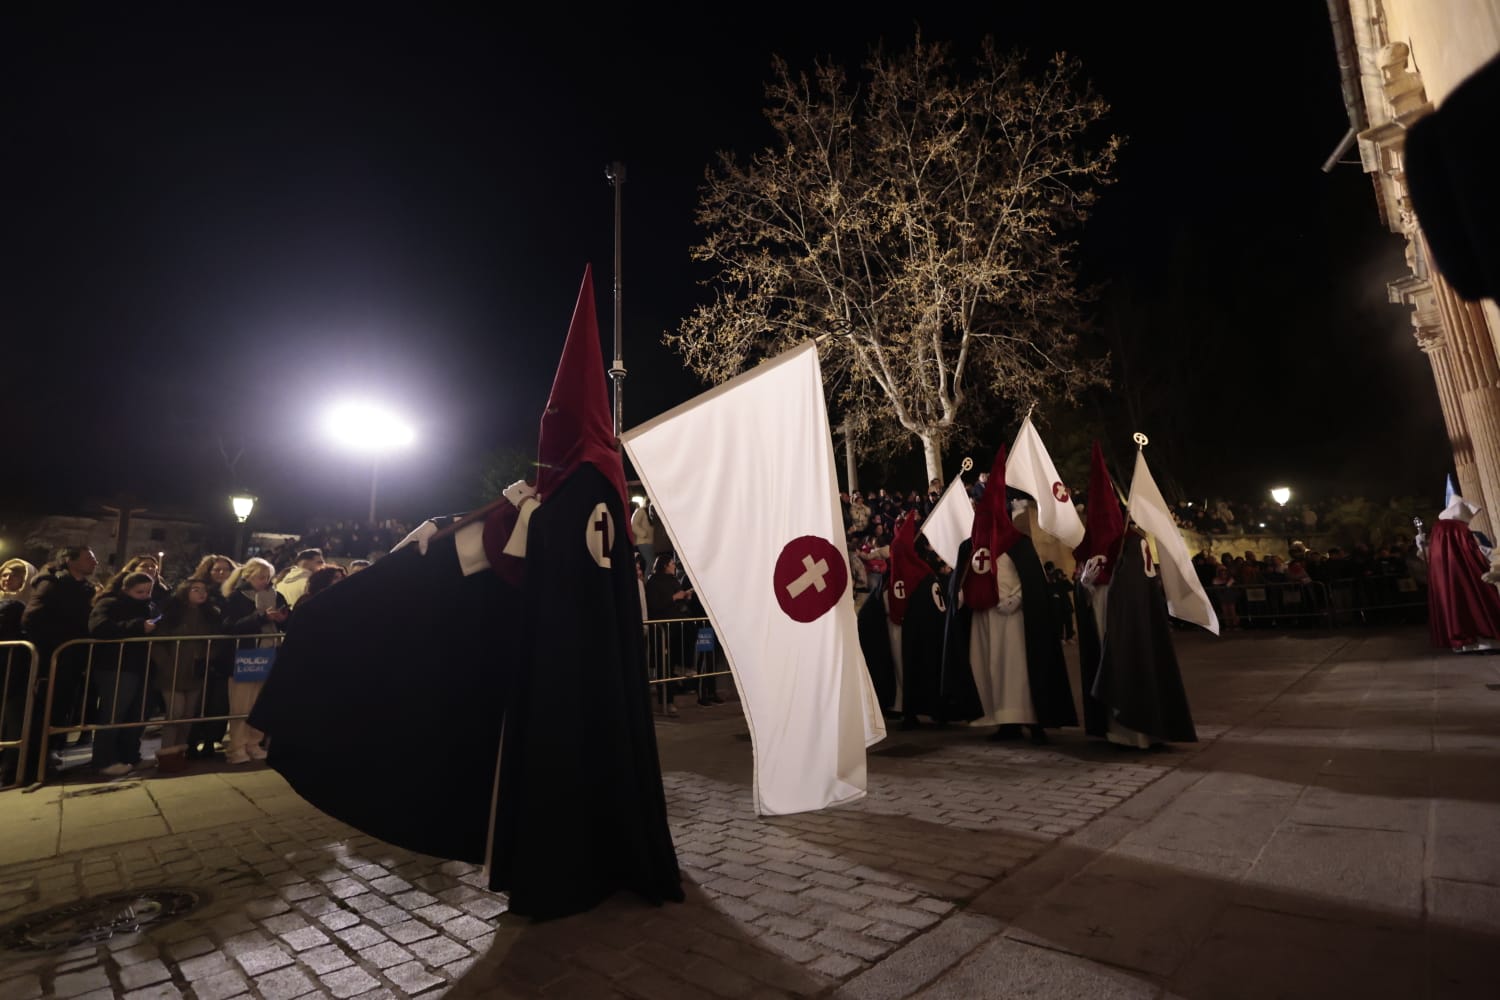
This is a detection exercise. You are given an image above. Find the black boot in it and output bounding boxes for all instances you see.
[1028,726,1049,745]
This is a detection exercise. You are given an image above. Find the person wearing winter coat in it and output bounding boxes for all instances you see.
[150,579,226,768]
[221,557,289,764]
[87,572,158,776]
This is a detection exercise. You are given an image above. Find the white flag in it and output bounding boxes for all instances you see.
[1006,415,1085,549]
[1126,449,1220,635]
[622,343,884,815]
[920,473,974,571]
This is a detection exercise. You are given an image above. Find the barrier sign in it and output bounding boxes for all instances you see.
[233,650,275,682]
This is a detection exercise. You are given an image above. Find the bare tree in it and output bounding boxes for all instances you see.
[671,36,1121,480]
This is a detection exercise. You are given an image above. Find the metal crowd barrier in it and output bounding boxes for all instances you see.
[1203,577,1427,629]
[643,616,733,712]
[29,632,285,788]
[1,640,40,791]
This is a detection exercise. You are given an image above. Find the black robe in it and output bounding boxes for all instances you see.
[938,541,982,723]
[487,464,683,919]
[1074,581,1109,738]
[250,528,513,863]
[1010,536,1078,730]
[1094,534,1197,744]
[857,578,897,712]
[899,573,947,721]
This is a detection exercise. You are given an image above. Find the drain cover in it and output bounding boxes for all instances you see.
[0,887,205,951]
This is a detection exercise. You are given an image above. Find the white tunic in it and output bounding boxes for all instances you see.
[968,552,1034,725]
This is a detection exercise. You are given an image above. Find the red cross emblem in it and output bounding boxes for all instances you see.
[892,580,907,600]
[971,547,992,575]
[931,581,946,614]
[1052,481,1070,503]
[773,536,848,623]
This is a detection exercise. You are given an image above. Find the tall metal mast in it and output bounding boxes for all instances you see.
[605,162,627,438]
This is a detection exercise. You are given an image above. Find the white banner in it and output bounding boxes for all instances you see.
[622,343,884,815]
[1006,415,1085,548]
[1126,449,1220,635]
[920,473,974,571]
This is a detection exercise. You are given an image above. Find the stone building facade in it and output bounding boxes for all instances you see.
[1330,1,1500,530]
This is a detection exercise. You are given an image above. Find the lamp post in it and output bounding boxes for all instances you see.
[1271,487,1292,558]
[324,402,416,525]
[231,493,256,560]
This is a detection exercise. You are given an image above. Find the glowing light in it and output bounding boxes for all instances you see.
[324,402,416,453]
[1270,487,1291,506]
[231,494,257,523]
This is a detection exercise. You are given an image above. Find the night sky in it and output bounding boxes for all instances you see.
[4,4,1450,534]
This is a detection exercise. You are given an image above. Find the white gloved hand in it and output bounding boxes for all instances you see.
[997,594,1022,615]
[392,520,441,556]
[504,480,538,508]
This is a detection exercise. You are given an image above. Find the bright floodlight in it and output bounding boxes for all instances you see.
[1270,487,1291,506]
[325,402,416,453]
[231,494,256,523]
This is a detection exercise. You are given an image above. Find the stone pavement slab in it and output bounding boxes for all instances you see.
[0,628,1496,998]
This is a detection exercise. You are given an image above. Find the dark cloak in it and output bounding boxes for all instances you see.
[250,529,513,863]
[1073,581,1109,738]
[938,540,982,723]
[487,463,683,919]
[899,573,947,721]
[1010,535,1078,730]
[1094,533,1197,743]
[1426,518,1500,650]
[858,577,897,711]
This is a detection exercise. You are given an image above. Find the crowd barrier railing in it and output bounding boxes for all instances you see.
[1202,576,1427,630]
[1,640,41,791]
[643,616,732,712]
[31,632,285,789]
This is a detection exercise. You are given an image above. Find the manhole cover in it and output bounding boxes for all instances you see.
[0,887,206,951]
[871,743,940,758]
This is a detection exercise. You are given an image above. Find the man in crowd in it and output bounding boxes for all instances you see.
[20,547,99,776]
[275,548,325,606]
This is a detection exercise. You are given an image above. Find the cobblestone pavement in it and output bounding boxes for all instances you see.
[0,632,1340,998]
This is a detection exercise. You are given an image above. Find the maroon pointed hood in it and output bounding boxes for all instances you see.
[963,444,1023,610]
[535,265,631,522]
[1073,440,1125,583]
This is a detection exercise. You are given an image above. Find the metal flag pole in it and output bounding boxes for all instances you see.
[606,162,627,439]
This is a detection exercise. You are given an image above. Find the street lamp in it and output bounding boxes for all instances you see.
[231,494,256,523]
[230,493,256,560]
[324,401,416,525]
[1270,487,1292,558]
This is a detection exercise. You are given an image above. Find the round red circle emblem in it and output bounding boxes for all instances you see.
[1052,481,1071,502]
[772,535,849,623]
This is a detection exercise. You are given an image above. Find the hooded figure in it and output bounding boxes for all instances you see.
[253,266,681,920]
[1073,442,1125,738]
[964,446,1076,743]
[858,511,946,724]
[1424,497,1500,652]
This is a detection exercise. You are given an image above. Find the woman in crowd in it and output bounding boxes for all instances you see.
[183,557,236,759]
[86,571,158,777]
[0,558,38,785]
[149,578,222,771]
[221,557,289,764]
[0,558,36,639]
[192,555,237,606]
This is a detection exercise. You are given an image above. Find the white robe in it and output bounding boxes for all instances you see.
[968,552,1034,725]
[884,592,904,713]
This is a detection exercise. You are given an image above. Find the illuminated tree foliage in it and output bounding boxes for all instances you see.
[671,37,1121,479]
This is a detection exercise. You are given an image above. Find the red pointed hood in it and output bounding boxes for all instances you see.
[535,265,631,522]
[979,444,1023,558]
[887,510,928,626]
[1073,440,1125,582]
[963,444,1023,610]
